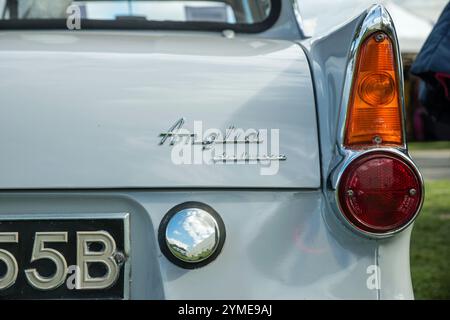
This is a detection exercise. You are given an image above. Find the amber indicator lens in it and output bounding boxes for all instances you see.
[344,32,403,147]
[359,72,395,106]
[338,152,422,233]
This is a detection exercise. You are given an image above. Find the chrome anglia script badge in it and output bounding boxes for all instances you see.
[158,118,286,176]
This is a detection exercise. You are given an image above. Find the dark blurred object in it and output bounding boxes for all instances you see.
[2,0,18,19]
[411,2,450,140]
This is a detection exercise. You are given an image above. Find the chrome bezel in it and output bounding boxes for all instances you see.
[330,148,424,239]
[158,202,226,269]
[329,5,424,239]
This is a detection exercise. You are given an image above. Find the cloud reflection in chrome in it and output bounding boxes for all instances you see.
[165,208,220,263]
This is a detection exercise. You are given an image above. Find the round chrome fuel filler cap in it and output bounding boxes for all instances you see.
[158,202,226,269]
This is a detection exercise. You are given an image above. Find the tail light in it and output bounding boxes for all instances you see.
[344,32,403,148]
[337,151,422,234]
[333,5,424,237]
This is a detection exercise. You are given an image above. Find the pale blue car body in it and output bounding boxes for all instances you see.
[0,0,418,299]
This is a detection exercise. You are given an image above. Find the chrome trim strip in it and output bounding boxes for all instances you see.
[291,0,309,38]
[122,213,131,300]
[212,154,287,162]
[328,5,424,239]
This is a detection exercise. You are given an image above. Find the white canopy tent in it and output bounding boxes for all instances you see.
[297,0,438,54]
[384,1,433,54]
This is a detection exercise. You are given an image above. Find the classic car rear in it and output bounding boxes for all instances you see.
[0,0,423,299]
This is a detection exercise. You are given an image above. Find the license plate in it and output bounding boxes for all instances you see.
[0,213,130,299]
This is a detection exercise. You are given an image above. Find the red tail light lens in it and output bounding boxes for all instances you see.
[338,152,422,234]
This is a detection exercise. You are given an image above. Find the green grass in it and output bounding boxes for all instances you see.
[409,141,450,151]
[410,180,450,299]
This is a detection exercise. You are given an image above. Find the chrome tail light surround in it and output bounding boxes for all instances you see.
[328,4,424,238]
[329,148,424,239]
